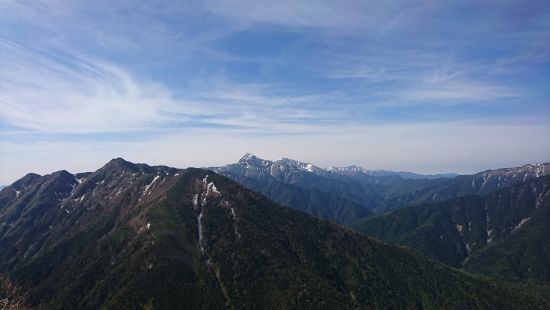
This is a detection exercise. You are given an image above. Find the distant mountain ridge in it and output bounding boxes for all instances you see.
[230,153,333,178]
[216,155,550,283]
[353,176,550,283]
[213,154,550,216]
[235,153,459,180]
[3,159,550,308]
[211,154,381,224]
[375,162,550,212]
[327,165,458,180]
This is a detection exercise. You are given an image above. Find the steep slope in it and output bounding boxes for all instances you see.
[463,184,550,282]
[218,171,373,225]
[353,176,550,283]
[0,172,41,210]
[0,159,222,309]
[1,159,550,309]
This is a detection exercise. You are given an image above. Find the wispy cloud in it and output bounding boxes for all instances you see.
[0,40,180,133]
[204,0,381,33]
[0,0,548,183]
[400,80,518,103]
[0,39,342,135]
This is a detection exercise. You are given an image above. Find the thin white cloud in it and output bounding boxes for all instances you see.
[0,40,180,133]
[400,81,517,103]
[1,0,548,185]
[316,48,522,105]
[204,0,382,32]
[0,39,341,134]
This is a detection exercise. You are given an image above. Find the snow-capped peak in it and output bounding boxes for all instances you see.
[240,153,257,162]
[237,153,273,168]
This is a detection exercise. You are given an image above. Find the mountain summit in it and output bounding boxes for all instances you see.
[214,154,550,221]
[2,159,549,309]
[237,153,272,168]
[234,153,324,176]
[213,154,379,224]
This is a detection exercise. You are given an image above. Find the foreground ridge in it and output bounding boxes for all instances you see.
[0,159,549,309]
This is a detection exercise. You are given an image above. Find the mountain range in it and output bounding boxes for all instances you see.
[212,154,550,284]
[1,158,549,309]
[353,176,550,283]
[326,165,458,180]
[211,154,380,225]
[213,154,549,219]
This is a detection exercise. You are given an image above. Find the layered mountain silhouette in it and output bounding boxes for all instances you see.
[327,165,457,180]
[353,175,550,283]
[371,163,549,213]
[1,158,549,309]
[213,154,550,220]
[211,154,381,224]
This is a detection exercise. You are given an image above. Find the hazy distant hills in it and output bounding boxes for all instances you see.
[327,165,458,180]
[353,176,550,283]
[213,154,550,219]
[212,154,381,224]
[211,154,464,225]
[373,163,549,213]
[2,159,550,309]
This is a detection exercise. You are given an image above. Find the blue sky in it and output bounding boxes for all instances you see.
[1,0,549,183]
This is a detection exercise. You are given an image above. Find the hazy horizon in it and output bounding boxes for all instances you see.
[2,152,549,185]
[1,1,549,184]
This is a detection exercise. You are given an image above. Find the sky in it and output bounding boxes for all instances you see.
[0,0,549,184]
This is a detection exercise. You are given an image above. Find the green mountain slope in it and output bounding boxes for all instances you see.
[219,171,374,225]
[214,155,550,218]
[1,160,549,309]
[463,191,550,282]
[353,176,550,283]
[374,163,549,212]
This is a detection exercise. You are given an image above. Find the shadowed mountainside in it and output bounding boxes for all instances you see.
[0,159,549,309]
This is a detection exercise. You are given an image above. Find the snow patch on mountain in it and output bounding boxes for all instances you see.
[512,217,530,233]
[142,175,160,197]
